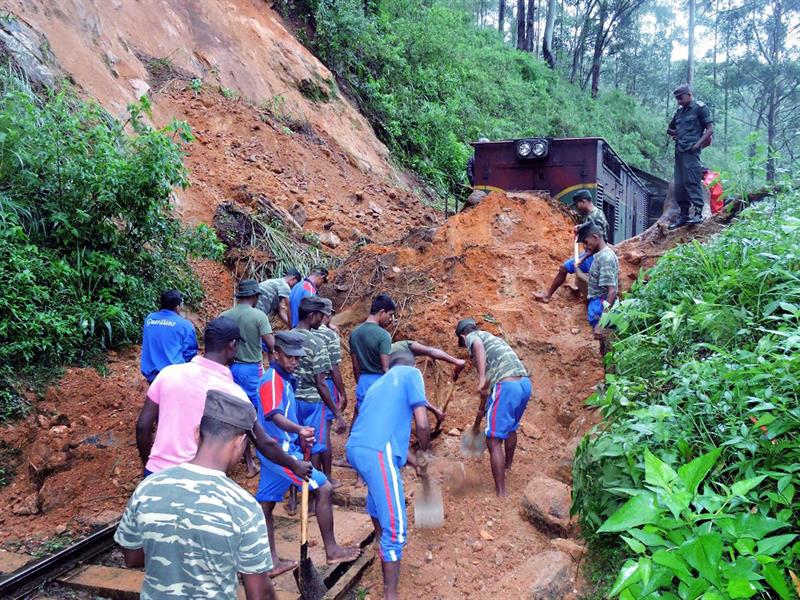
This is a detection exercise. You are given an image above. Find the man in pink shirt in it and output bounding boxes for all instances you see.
[136,317,312,481]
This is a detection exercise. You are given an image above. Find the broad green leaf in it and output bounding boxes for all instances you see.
[598,492,661,533]
[730,475,768,498]
[608,559,640,597]
[653,549,693,583]
[678,533,722,587]
[733,539,756,555]
[663,489,693,520]
[645,448,678,490]
[700,591,724,600]
[761,563,792,600]
[639,557,652,587]
[756,534,798,556]
[726,577,757,598]
[621,536,646,554]
[716,513,787,539]
[629,528,670,548]
[677,448,722,496]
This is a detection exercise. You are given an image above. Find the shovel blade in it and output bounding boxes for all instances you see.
[294,558,327,600]
[459,429,486,457]
[414,480,444,529]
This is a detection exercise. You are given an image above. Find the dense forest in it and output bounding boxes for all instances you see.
[277,0,799,198]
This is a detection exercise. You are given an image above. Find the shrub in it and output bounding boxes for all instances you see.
[572,192,800,597]
[0,70,221,418]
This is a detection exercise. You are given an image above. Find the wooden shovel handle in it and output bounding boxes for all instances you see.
[300,447,311,549]
[440,382,456,414]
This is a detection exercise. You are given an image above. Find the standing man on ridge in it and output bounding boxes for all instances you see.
[140,289,198,383]
[289,265,329,327]
[667,83,714,229]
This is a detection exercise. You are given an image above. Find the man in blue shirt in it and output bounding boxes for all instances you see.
[288,266,329,327]
[140,289,198,383]
[345,350,430,600]
[256,331,360,576]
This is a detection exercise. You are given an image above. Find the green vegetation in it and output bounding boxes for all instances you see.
[0,70,221,420]
[276,0,664,198]
[573,192,800,598]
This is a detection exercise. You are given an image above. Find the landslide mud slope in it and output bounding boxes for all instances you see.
[328,192,604,598]
[1,0,398,182]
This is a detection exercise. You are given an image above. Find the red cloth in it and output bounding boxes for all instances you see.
[703,170,724,214]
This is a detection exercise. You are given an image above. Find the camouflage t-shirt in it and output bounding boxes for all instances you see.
[588,246,619,299]
[114,463,271,599]
[317,324,342,367]
[464,330,527,390]
[390,340,413,354]
[256,278,291,316]
[582,206,609,242]
[292,327,331,402]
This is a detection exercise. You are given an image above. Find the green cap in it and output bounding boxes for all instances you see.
[274,331,307,357]
[203,389,256,432]
[570,189,593,205]
[235,279,261,298]
[300,296,330,315]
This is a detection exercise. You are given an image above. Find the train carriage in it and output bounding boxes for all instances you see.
[470,137,658,243]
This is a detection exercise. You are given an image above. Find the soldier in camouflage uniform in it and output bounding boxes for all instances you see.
[667,83,714,229]
[317,298,348,488]
[455,319,532,497]
[257,268,301,327]
[116,389,276,600]
[533,188,610,303]
[579,223,619,353]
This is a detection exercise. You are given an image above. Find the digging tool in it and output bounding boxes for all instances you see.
[413,453,444,529]
[429,382,456,439]
[294,447,327,600]
[460,392,488,457]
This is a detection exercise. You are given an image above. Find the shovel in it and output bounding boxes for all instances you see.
[413,454,444,529]
[293,447,327,600]
[430,382,457,438]
[460,399,487,458]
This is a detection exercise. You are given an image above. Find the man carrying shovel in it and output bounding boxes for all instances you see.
[455,319,531,497]
[255,331,361,576]
[532,189,609,304]
[345,349,431,600]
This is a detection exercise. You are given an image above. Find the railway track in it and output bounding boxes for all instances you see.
[0,522,118,599]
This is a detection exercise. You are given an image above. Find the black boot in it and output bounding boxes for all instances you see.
[669,215,689,230]
[686,213,704,226]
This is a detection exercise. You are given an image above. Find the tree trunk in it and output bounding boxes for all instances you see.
[589,0,607,97]
[570,0,593,83]
[526,0,536,51]
[499,0,506,33]
[543,0,557,67]
[687,0,695,86]
[517,0,527,49]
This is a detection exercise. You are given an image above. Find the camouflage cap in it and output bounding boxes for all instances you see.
[570,189,593,205]
[274,331,307,357]
[203,389,256,432]
[673,83,691,97]
[319,297,335,314]
[300,296,331,315]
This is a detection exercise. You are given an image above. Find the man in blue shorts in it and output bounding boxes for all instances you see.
[533,189,609,303]
[288,265,329,327]
[348,294,396,420]
[256,331,360,576]
[345,350,430,600]
[455,318,531,497]
[579,223,619,346]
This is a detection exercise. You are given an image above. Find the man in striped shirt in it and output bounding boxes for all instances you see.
[256,331,360,576]
[456,318,531,497]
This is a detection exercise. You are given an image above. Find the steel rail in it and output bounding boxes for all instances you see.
[0,521,118,599]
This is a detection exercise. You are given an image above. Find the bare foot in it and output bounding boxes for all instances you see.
[532,291,550,303]
[325,545,361,565]
[268,559,298,578]
[329,478,343,491]
[285,499,297,517]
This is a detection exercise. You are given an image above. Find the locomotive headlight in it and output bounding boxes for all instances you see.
[516,138,549,160]
[532,140,548,157]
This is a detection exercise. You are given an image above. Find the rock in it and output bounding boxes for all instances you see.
[471,541,484,552]
[479,529,494,541]
[527,550,575,600]
[36,414,51,429]
[425,550,433,562]
[521,476,573,536]
[55,523,68,535]
[556,404,576,428]
[551,458,574,485]
[368,200,383,215]
[0,17,59,88]
[12,492,40,516]
[129,78,150,98]
[447,428,460,436]
[465,190,487,208]
[550,538,585,562]
[570,327,580,334]
[318,231,341,248]
[28,439,69,479]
